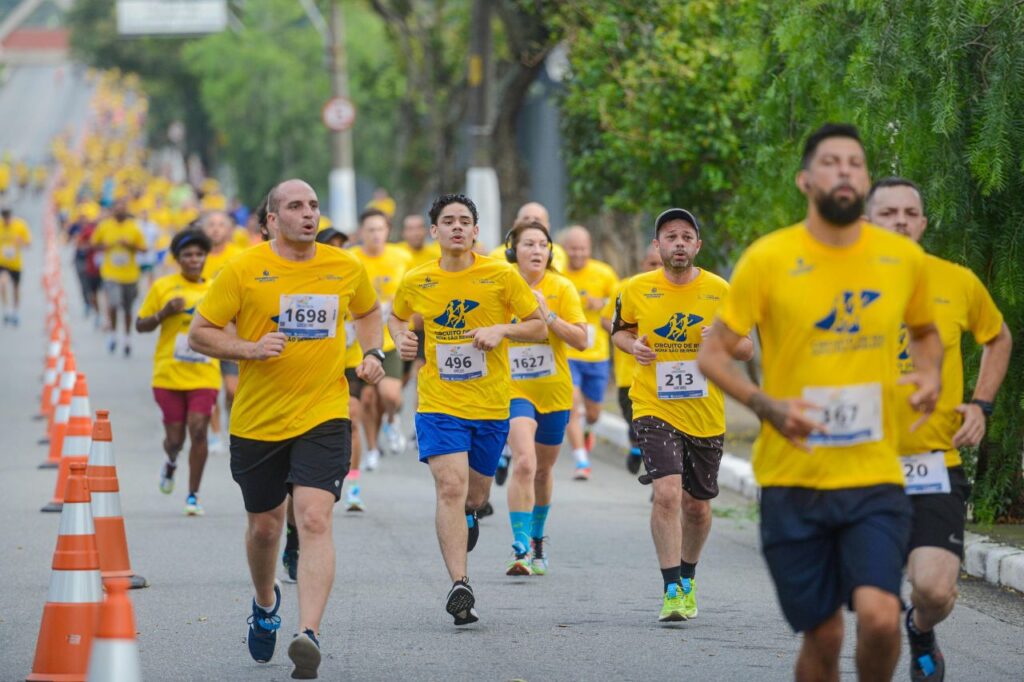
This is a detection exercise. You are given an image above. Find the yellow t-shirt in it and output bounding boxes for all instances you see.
[398,240,442,270]
[0,217,32,270]
[197,242,377,440]
[719,223,933,489]
[91,218,147,283]
[608,280,637,388]
[618,268,730,437]
[509,271,586,412]
[564,259,619,363]
[486,243,569,274]
[232,228,251,250]
[895,254,1003,467]
[137,273,222,391]
[201,242,242,281]
[350,244,412,352]
[392,253,540,421]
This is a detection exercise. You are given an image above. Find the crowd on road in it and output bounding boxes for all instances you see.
[13,71,1015,681]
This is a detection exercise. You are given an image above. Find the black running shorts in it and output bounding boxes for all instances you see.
[634,415,724,500]
[908,466,971,559]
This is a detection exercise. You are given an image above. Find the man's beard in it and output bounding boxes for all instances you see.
[663,249,692,272]
[815,187,864,227]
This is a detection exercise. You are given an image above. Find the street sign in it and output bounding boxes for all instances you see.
[116,1,228,36]
[322,97,356,132]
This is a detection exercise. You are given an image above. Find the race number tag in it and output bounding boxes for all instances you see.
[509,344,555,380]
[586,324,597,350]
[803,382,883,447]
[344,321,357,348]
[436,342,487,381]
[1,245,15,260]
[110,250,130,267]
[278,294,339,339]
[173,333,210,364]
[656,360,708,399]
[901,451,951,495]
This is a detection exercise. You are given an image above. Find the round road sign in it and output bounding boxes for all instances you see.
[322,96,356,132]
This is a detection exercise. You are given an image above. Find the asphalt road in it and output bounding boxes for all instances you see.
[1,63,1023,682]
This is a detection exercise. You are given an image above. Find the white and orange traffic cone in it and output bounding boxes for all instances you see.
[41,351,76,466]
[43,373,93,513]
[86,578,142,682]
[27,462,103,682]
[87,411,148,589]
[35,325,64,421]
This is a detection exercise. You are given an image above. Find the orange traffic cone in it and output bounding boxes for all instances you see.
[41,353,76,467]
[27,462,103,682]
[87,411,148,589]
[86,578,141,682]
[43,374,93,513]
[36,325,63,421]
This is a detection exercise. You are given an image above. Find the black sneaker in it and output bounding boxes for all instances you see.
[477,501,494,519]
[246,583,282,663]
[287,629,321,679]
[907,608,945,681]
[466,510,480,552]
[282,547,299,583]
[626,447,642,474]
[494,455,509,486]
[445,578,478,626]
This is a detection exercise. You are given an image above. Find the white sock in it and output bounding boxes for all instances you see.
[255,597,276,612]
[573,448,589,465]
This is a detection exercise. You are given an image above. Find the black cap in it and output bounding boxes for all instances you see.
[315,227,348,245]
[654,208,700,237]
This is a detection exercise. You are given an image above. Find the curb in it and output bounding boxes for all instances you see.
[593,409,1024,594]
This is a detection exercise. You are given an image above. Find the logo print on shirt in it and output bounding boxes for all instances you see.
[814,290,881,334]
[897,324,910,361]
[434,299,480,328]
[790,257,815,276]
[653,313,704,342]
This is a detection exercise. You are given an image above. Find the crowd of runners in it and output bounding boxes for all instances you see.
[14,73,1013,681]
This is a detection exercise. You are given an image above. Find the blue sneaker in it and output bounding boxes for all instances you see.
[288,628,321,679]
[246,583,282,663]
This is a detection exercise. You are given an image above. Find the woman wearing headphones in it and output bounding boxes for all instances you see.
[503,219,588,575]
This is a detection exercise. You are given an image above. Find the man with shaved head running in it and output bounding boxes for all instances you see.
[190,179,386,679]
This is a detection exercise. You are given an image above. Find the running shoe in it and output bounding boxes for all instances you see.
[445,578,479,626]
[626,447,642,474]
[208,431,226,455]
[477,501,494,519]
[123,343,131,358]
[530,537,548,576]
[680,578,698,619]
[584,429,595,452]
[659,582,686,622]
[382,421,406,455]
[345,484,364,512]
[184,493,204,516]
[364,448,380,471]
[159,461,176,495]
[9,312,18,327]
[907,607,945,681]
[288,629,321,680]
[281,548,298,583]
[573,462,592,481]
[246,583,282,663]
[107,336,116,354]
[466,510,480,552]
[506,544,532,576]
[494,454,509,486]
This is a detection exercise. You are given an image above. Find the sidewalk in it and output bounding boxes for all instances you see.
[592,400,1024,595]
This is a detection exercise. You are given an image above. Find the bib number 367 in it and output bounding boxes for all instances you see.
[803,382,882,447]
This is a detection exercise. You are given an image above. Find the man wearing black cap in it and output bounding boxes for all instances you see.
[612,209,752,622]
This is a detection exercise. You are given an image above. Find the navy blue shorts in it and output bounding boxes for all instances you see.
[509,398,570,446]
[415,412,510,477]
[760,484,911,633]
[568,359,610,403]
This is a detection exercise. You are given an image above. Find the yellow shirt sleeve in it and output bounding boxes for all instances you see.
[17,220,31,244]
[350,263,377,317]
[90,222,106,247]
[137,281,162,318]
[506,268,540,320]
[902,250,934,328]
[617,281,637,326]
[559,281,587,324]
[719,249,763,336]
[392,277,412,321]
[197,264,241,327]
[966,270,1004,344]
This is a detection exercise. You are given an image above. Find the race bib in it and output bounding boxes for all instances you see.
[656,360,708,399]
[278,294,339,339]
[803,382,883,447]
[436,342,487,381]
[901,451,951,495]
[1,245,15,260]
[173,333,210,364]
[110,250,130,267]
[344,321,357,348]
[509,344,555,380]
[586,324,597,350]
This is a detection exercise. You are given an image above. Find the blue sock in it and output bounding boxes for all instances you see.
[531,505,550,540]
[466,513,475,528]
[509,511,532,554]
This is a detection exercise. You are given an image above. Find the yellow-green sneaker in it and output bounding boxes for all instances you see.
[681,578,698,619]
[659,582,686,622]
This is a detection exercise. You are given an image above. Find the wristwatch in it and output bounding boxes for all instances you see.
[970,399,994,417]
[363,348,386,364]
[545,311,557,326]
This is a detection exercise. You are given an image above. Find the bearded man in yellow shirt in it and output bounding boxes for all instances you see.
[698,124,943,681]
[867,177,1012,682]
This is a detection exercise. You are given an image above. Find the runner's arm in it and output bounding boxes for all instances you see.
[351,302,383,355]
[136,297,184,333]
[388,312,418,361]
[901,322,943,430]
[188,312,284,361]
[973,323,1012,403]
[468,309,546,349]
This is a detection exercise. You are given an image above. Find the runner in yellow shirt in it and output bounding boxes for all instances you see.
[614,208,753,622]
[697,124,943,681]
[397,213,441,430]
[389,193,546,626]
[561,225,619,479]
[190,179,385,677]
[351,208,413,469]
[485,202,568,273]
[0,207,32,326]
[91,199,147,356]
[136,229,220,516]
[502,218,587,576]
[866,177,1013,681]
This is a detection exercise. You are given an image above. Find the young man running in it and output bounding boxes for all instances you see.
[698,123,943,681]
[613,209,750,621]
[389,193,545,625]
[867,177,1012,681]
[190,179,384,679]
[136,229,219,515]
[0,206,31,326]
[91,198,147,356]
[503,219,587,576]
[560,225,619,479]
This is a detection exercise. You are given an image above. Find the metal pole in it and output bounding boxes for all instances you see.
[465,0,501,248]
[327,0,357,233]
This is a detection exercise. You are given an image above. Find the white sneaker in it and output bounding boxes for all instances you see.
[208,432,227,454]
[364,448,380,471]
[382,422,406,455]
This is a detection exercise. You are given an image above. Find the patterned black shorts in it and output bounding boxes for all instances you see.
[634,415,724,500]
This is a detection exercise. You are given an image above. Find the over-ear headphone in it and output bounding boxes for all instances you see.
[505,225,554,266]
